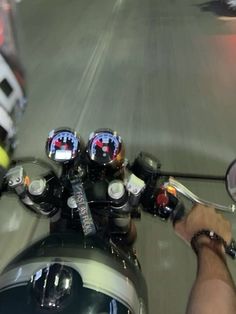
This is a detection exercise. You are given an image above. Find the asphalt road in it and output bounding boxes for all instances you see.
[1,0,236,313]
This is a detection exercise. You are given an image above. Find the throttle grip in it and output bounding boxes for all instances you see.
[171,201,185,225]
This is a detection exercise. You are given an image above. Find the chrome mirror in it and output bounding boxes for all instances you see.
[226,160,236,202]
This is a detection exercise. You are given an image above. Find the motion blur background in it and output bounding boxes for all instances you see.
[1,0,236,312]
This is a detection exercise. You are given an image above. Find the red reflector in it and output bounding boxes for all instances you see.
[0,19,4,46]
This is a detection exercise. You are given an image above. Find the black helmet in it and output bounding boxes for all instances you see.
[0,263,131,313]
[0,234,148,313]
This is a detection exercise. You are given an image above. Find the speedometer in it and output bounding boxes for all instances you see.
[87,129,124,167]
[46,128,80,162]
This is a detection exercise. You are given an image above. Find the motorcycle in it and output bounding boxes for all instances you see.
[0,127,236,314]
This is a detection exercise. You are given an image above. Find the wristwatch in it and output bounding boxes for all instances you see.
[191,230,226,256]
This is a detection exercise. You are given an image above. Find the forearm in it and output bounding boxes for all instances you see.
[187,245,236,314]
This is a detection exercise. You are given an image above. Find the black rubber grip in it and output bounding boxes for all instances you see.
[172,201,186,225]
[225,240,236,259]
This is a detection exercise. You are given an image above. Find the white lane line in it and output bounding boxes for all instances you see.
[73,0,124,131]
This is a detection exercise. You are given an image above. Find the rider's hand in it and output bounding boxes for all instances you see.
[174,204,232,247]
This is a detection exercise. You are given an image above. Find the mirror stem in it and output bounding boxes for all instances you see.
[160,171,225,181]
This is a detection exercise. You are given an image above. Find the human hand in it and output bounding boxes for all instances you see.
[174,204,232,246]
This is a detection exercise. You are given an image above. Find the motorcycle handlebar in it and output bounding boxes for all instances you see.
[3,160,236,259]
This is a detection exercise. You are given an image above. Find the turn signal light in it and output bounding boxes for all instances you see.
[166,185,177,197]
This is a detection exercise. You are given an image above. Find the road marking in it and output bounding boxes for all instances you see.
[73,0,124,131]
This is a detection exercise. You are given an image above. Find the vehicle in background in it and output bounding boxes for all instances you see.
[0,0,27,184]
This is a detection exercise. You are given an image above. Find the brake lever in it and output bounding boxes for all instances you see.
[165,178,236,259]
[166,177,236,214]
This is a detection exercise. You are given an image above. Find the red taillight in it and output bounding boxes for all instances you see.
[0,18,4,46]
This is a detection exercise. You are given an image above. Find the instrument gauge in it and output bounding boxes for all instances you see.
[46,128,80,162]
[87,129,124,167]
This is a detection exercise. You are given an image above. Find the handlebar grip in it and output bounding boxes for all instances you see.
[225,240,236,259]
[0,165,7,194]
[172,201,186,225]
